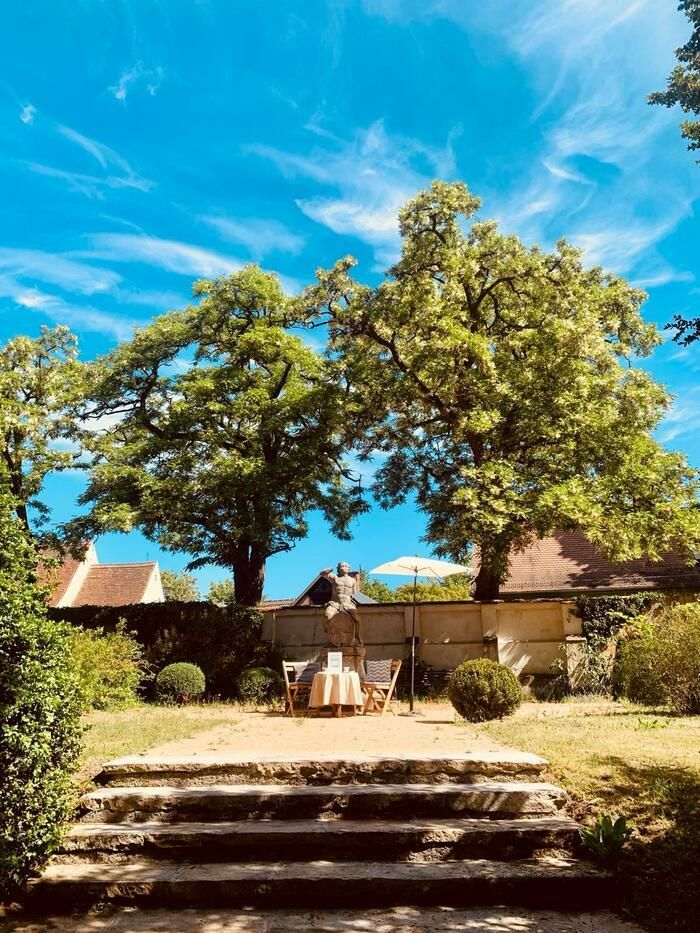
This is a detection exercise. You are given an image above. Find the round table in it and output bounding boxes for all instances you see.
[308,670,363,717]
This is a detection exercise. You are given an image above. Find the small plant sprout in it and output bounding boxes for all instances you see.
[580,814,633,865]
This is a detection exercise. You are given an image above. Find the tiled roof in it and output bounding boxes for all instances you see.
[37,548,88,607]
[500,531,700,595]
[259,598,294,611]
[71,563,157,607]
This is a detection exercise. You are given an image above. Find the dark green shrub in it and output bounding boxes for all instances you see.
[614,605,700,714]
[68,621,148,710]
[447,658,522,722]
[575,593,655,641]
[236,666,284,705]
[0,495,82,896]
[155,662,205,704]
[49,602,279,699]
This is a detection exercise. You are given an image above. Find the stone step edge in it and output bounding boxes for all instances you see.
[82,781,565,804]
[66,815,581,841]
[38,856,602,880]
[99,752,547,774]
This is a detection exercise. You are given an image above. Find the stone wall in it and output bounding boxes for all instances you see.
[262,599,582,676]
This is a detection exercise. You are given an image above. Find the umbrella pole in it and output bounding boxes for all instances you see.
[410,573,417,713]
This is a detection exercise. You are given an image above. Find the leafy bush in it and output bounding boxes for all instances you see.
[155,662,206,704]
[0,496,82,896]
[68,621,147,710]
[614,604,700,714]
[447,658,522,722]
[50,602,280,699]
[568,593,657,695]
[236,666,284,705]
[575,593,655,641]
[156,661,207,703]
[580,814,632,866]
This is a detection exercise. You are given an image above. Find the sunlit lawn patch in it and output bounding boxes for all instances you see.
[482,700,700,932]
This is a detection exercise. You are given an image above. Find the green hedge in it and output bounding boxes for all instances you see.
[1,497,82,896]
[48,602,282,699]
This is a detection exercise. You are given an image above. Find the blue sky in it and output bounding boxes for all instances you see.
[1,0,699,598]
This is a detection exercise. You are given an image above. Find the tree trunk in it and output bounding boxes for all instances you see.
[15,500,31,534]
[473,553,503,600]
[232,543,266,607]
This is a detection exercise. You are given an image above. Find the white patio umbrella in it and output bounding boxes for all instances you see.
[369,556,470,713]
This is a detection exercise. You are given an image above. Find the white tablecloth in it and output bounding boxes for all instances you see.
[308,671,362,708]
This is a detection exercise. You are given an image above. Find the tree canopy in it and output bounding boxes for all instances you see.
[207,578,236,606]
[161,569,200,602]
[0,326,84,532]
[303,181,700,599]
[70,266,368,605]
[361,572,472,602]
[650,1,700,157]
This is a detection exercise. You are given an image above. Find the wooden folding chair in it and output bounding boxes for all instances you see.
[282,661,316,717]
[362,659,402,716]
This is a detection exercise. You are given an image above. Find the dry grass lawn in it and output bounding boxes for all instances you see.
[482,700,700,932]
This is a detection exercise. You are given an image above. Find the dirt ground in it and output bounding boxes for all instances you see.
[5,907,644,932]
[140,703,508,761]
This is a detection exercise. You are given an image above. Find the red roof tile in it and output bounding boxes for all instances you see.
[71,563,157,607]
[37,546,90,607]
[499,531,700,595]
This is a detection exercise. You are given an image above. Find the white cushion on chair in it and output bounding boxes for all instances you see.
[365,659,392,683]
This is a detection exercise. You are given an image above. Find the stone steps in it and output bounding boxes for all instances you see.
[97,753,549,787]
[79,782,567,823]
[32,753,612,913]
[30,857,613,911]
[59,816,581,863]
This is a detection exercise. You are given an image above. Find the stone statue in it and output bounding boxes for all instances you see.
[322,561,363,646]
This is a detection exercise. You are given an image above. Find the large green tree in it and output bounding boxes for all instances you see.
[71,266,367,606]
[650,1,700,157]
[304,182,700,599]
[161,569,200,602]
[0,326,84,532]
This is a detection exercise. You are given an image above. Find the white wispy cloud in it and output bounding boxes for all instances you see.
[25,161,153,199]
[85,233,244,277]
[109,63,163,102]
[20,103,36,125]
[250,120,458,267]
[0,275,142,340]
[0,248,121,294]
[658,390,700,444]
[201,216,304,257]
[363,0,698,282]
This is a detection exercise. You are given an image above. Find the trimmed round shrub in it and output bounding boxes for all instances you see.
[155,662,205,704]
[448,658,522,722]
[236,666,284,705]
[0,496,82,896]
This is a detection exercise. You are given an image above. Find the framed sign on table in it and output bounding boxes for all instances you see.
[327,651,343,673]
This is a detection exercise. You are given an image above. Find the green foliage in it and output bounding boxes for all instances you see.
[48,602,279,700]
[650,1,700,157]
[303,181,700,599]
[395,573,472,602]
[161,569,200,602]
[69,266,368,605]
[207,578,236,606]
[614,605,700,714]
[68,621,147,710]
[155,662,205,704]
[566,593,657,695]
[0,327,85,531]
[580,814,632,866]
[447,658,522,722]
[236,666,284,705]
[0,493,82,896]
[360,571,472,603]
[575,593,656,642]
